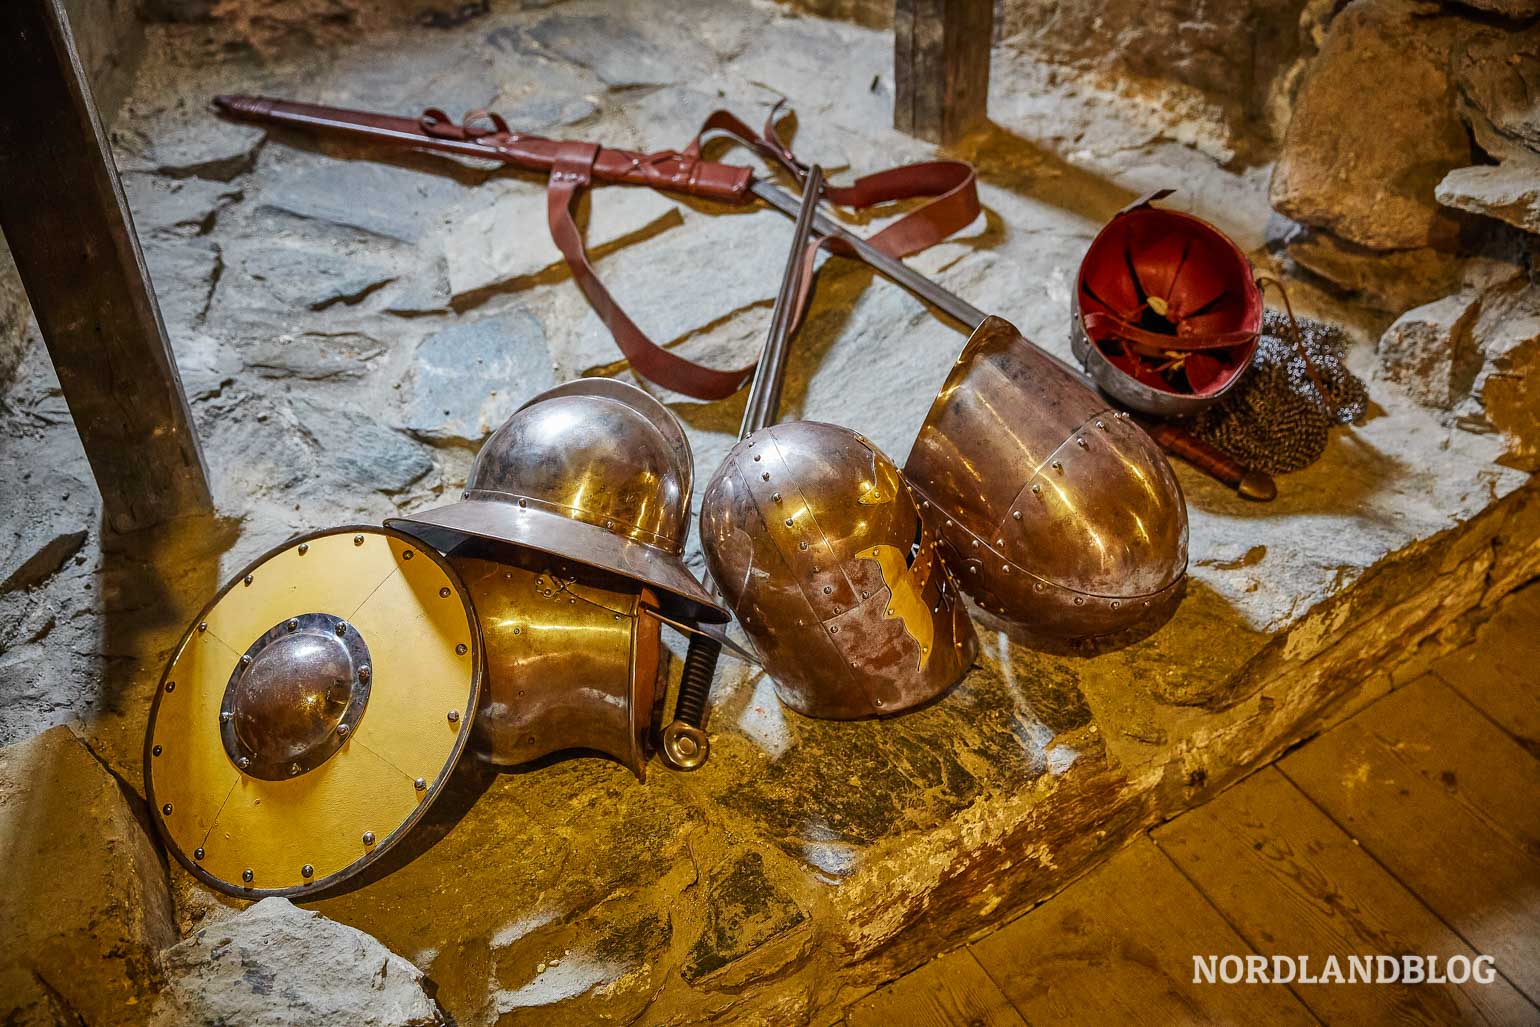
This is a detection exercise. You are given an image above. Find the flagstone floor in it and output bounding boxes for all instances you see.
[846,582,1540,1026]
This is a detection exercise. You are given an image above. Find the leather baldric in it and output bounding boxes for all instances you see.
[213,95,981,400]
[542,106,981,399]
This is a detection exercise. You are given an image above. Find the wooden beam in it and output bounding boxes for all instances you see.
[894,0,993,145]
[0,0,212,534]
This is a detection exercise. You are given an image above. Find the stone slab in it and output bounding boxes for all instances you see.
[152,897,443,1026]
[0,726,176,1025]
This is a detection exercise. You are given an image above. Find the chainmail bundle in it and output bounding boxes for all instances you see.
[1190,310,1368,474]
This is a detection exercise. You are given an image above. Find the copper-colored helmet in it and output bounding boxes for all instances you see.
[906,316,1189,638]
[700,420,977,720]
[1071,192,1262,418]
[389,378,726,625]
[448,540,669,780]
[387,378,724,781]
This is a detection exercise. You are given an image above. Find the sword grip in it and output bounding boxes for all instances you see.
[1145,422,1277,502]
[661,633,720,770]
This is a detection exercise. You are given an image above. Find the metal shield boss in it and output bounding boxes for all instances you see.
[388,379,726,780]
[700,420,978,720]
[906,316,1190,638]
[144,526,483,898]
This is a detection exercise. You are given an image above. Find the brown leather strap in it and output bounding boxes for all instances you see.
[541,107,981,399]
[546,140,757,400]
[692,106,980,261]
[1083,312,1259,353]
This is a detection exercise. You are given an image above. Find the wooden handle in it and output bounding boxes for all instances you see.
[1145,422,1277,501]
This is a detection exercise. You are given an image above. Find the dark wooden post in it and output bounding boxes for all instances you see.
[894,0,993,145]
[0,0,213,533]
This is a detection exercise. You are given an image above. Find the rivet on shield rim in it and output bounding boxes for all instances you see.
[403,550,414,560]
[439,587,451,598]
[244,575,253,586]
[152,744,162,756]
[358,665,371,681]
[336,622,348,636]
[241,654,252,666]
[354,535,365,545]
[165,681,175,692]
[362,832,376,846]
[237,756,251,769]
[301,864,314,879]
[447,709,460,723]
[414,777,426,791]
[242,868,253,883]
[194,847,204,860]
[455,643,467,656]
[289,763,301,775]
[162,803,172,815]
[337,724,350,738]
[198,622,207,633]
[287,618,298,631]
[298,543,309,555]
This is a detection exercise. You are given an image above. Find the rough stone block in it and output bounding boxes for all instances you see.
[1377,291,1483,408]
[151,897,444,1026]
[1451,22,1540,164]
[0,726,176,1025]
[1270,0,1471,251]
[1464,274,1540,471]
[1437,162,1540,238]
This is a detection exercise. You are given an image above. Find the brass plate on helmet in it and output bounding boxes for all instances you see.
[144,526,482,898]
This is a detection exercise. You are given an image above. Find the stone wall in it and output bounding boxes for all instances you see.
[995,0,1321,163]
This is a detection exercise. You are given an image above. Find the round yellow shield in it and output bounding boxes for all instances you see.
[144,525,483,897]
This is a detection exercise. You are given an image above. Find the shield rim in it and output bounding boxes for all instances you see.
[142,524,485,900]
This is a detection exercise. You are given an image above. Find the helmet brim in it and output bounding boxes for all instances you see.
[387,500,729,625]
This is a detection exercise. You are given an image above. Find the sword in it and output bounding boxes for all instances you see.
[659,166,826,770]
[212,95,1274,501]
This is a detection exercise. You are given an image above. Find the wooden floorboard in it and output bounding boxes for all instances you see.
[1430,598,1540,757]
[846,948,1027,1027]
[1281,676,1540,1004]
[969,837,1318,1026]
[1156,765,1537,1024]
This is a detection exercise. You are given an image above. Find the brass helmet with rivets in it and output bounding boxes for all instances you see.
[389,378,727,626]
[388,378,723,781]
[905,316,1189,638]
[699,420,978,720]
